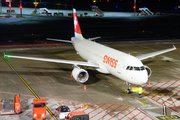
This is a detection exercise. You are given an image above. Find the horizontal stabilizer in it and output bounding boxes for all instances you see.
[89,36,101,41]
[46,38,72,43]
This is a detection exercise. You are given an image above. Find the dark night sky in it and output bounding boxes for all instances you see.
[1,0,180,12]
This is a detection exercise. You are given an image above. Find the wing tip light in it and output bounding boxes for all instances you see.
[3,52,10,58]
[3,52,6,58]
[173,45,177,50]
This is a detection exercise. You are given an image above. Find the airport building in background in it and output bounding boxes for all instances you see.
[0,0,179,12]
[0,0,2,11]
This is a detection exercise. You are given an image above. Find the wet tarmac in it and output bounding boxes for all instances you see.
[0,8,180,120]
[1,41,180,119]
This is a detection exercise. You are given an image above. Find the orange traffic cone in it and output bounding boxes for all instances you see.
[80,103,83,109]
[71,74,73,78]
[84,85,86,90]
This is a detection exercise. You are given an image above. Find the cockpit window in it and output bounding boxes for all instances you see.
[126,66,145,71]
[140,66,145,70]
[129,66,133,70]
[126,66,130,70]
[134,67,140,71]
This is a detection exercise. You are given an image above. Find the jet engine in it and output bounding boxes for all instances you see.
[72,67,89,83]
[144,65,152,78]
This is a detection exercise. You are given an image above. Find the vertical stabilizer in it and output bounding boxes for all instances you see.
[73,9,83,39]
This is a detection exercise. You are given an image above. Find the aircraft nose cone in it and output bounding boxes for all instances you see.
[129,71,149,85]
[140,72,148,84]
[133,71,148,84]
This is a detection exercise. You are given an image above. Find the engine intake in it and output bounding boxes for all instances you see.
[72,67,89,83]
[144,65,152,78]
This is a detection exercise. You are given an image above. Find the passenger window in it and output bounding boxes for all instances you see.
[134,67,140,71]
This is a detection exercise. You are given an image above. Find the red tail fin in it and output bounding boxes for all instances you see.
[73,9,83,39]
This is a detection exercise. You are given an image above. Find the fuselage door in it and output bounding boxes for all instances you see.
[116,59,124,75]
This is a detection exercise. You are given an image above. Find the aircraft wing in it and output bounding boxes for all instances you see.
[136,45,177,61]
[4,54,99,68]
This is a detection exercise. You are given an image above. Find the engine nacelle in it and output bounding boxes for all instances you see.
[72,67,89,83]
[144,65,152,78]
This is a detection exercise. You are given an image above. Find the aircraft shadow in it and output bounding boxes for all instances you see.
[142,60,154,65]
[0,67,101,85]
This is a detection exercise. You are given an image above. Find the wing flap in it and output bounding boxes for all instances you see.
[136,45,177,61]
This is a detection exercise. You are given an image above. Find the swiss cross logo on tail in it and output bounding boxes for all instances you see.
[73,9,82,35]
[74,16,78,29]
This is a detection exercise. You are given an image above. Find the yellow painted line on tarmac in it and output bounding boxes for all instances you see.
[137,98,147,105]
[121,89,128,94]
[65,55,69,58]
[0,54,57,120]
[96,74,104,79]
[46,108,57,120]
[155,115,180,120]
[143,91,159,94]
[144,94,164,97]
[108,80,116,86]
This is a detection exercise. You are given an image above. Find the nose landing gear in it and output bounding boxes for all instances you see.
[127,83,133,93]
[126,82,143,98]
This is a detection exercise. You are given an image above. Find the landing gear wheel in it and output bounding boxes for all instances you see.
[139,94,142,98]
[127,88,133,94]
[127,83,132,94]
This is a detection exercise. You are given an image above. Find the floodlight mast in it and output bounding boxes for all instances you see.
[34,0,38,13]
[0,0,1,12]
[9,1,11,16]
[134,0,136,16]
[20,0,22,17]
[35,0,36,13]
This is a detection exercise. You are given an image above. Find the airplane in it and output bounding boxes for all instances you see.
[4,9,176,93]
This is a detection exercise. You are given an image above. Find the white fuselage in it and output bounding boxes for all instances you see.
[71,37,148,85]
[4,9,175,86]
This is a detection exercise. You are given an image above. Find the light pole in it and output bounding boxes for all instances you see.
[134,0,136,16]
[35,0,36,13]
[34,0,38,13]
[20,0,22,17]
[9,1,11,16]
[0,0,2,12]
[58,1,61,14]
